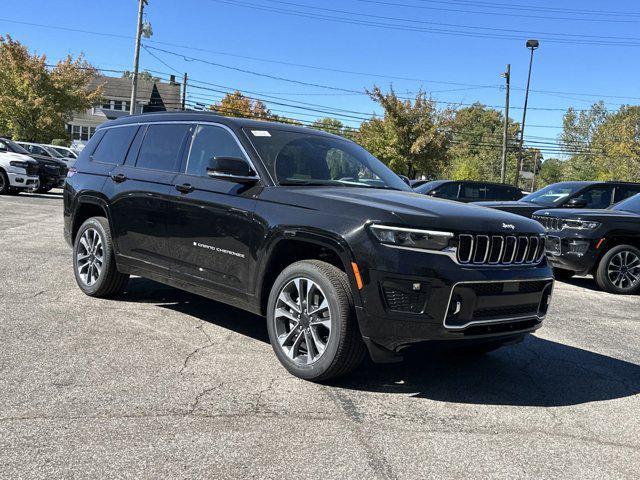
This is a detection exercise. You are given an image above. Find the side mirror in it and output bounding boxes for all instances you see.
[565,197,588,208]
[398,174,411,186]
[206,156,258,184]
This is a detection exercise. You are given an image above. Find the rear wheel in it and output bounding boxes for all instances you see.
[595,245,640,294]
[267,260,366,381]
[73,217,129,297]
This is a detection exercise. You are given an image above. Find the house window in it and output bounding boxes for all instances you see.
[113,100,123,111]
[72,125,81,140]
[102,100,112,110]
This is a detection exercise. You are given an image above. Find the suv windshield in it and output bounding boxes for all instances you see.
[521,182,587,207]
[1,139,31,155]
[42,146,64,158]
[611,193,640,214]
[244,127,410,191]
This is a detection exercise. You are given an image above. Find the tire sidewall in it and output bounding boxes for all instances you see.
[598,245,640,294]
[0,170,9,195]
[73,217,115,296]
[266,262,348,380]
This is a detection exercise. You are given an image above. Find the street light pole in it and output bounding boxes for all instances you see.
[500,64,510,184]
[515,39,539,187]
[129,0,148,115]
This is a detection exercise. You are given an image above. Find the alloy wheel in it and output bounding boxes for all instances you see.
[76,228,104,286]
[607,250,640,290]
[273,277,332,366]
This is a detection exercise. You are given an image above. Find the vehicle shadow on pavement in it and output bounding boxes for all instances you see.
[118,277,269,344]
[332,337,640,407]
[119,278,640,407]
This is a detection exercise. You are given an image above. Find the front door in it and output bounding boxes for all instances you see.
[166,124,262,299]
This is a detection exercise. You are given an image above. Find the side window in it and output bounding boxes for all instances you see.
[186,125,246,177]
[614,186,640,203]
[136,124,191,172]
[573,186,614,209]
[461,184,484,201]
[91,126,138,165]
[434,182,460,199]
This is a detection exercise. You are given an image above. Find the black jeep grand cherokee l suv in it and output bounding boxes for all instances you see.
[64,113,554,381]
[534,193,640,294]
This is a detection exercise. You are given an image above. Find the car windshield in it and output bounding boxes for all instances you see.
[611,193,640,214]
[2,139,31,155]
[42,146,64,158]
[244,127,411,191]
[413,181,445,194]
[520,182,588,207]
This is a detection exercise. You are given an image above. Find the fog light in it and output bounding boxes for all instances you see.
[15,177,24,183]
[567,240,590,256]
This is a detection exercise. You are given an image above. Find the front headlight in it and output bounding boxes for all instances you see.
[9,161,29,169]
[370,225,453,251]
[563,219,601,230]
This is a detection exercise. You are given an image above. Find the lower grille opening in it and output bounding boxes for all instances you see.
[472,303,539,319]
[464,319,541,336]
[382,280,428,314]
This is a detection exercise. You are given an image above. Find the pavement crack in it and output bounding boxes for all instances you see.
[187,382,224,415]
[179,322,216,374]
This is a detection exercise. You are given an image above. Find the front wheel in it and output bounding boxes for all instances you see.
[595,245,640,294]
[266,260,366,382]
[0,170,10,195]
[73,217,129,297]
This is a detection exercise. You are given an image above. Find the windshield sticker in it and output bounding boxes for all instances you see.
[251,130,271,137]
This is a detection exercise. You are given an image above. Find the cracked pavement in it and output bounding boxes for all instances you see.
[1,191,639,479]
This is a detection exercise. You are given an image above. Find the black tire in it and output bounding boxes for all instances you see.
[553,268,575,280]
[266,260,366,382]
[73,217,129,297]
[595,244,640,295]
[0,169,10,195]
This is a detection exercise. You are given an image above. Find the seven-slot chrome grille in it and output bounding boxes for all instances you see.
[456,234,545,266]
[532,215,563,231]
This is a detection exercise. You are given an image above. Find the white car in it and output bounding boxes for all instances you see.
[0,139,40,194]
[45,144,78,160]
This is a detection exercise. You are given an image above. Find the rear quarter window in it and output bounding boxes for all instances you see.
[135,124,191,172]
[91,126,138,165]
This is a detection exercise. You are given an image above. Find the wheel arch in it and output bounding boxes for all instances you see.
[256,229,361,316]
[71,194,113,245]
[593,233,640,271]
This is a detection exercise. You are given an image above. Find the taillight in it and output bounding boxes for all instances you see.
[67,167,77,178]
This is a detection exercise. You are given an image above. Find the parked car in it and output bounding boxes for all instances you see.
[44,145,78,160]
[16,141,75,167]
[533,194,640,294]
[477,181,640,218]
[64,112,554,381]
[0,138,40,194]
[409,179,430,188]
[4,140,67,193]
[414,180,524,203]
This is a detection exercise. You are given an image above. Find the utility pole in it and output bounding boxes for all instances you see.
[515,39,539,187]
[500,64,510,184]
[129,0,148,115]
[181,72,188,111]
[531,150,539,192]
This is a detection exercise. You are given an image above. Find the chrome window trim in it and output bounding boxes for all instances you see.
[443,277,554,330]
[97,120,267,183]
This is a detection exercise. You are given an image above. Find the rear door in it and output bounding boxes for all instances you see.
[106,123,192,273]
[166,123,261,298]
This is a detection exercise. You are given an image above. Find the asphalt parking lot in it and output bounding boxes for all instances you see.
[1,191,639,479]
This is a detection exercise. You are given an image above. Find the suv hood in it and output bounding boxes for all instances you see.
[476,200,540,209]
[534,208,639,221]
[0,151,35,163]
[264,187,544,234]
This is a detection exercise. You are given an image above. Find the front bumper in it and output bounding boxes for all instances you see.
[545,235,598,275]
[354,246,554,356]
[7,172,39,189]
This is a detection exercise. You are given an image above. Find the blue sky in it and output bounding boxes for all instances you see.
[2,0,640,155]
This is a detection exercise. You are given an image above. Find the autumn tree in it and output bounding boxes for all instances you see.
[121,70,160,82]
[210,91,273,120]
[445,102,521,182]
[357,86,449,178]
[0,35,102,142]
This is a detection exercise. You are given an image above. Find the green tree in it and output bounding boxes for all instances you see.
[356,86,449,178]
[590,105,640,181]
[445,102,520,182]
[536,157,566,187]
[121,70,160,82]
[0,35,102,142]
[560,101,607,181]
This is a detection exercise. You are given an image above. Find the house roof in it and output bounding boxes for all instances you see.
[89,75,182,111]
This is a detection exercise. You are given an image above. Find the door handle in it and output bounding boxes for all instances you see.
[175,183,195,194]
[111,173,127,183]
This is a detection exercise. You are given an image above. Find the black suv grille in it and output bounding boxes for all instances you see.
[533,216,563,231]
[25,163,39,176]
[456,234,545,266]
[383,286,427,313]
